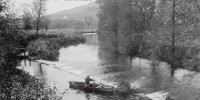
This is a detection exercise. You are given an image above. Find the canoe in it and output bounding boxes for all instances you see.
[68,81,115,94]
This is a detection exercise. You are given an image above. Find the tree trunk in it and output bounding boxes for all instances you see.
[171,0,176,75]
[36,26,39,36]
[36,0,42,37]
[45,28,48,33]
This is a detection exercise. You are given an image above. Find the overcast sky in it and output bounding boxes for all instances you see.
[13,0,96,15]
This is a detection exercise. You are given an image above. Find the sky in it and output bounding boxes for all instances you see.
[12,0,96,15]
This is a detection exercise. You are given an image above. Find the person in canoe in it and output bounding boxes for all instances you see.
[85,76,104,88]
[85,75,94,86]
[76,76,95,93]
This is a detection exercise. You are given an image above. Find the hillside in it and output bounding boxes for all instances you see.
[47,2,99,21]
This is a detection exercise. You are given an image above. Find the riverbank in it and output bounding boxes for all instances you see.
[21,59,176,100]
[32,58,200,100]
[0,31,86,99]
[26,32,86,61]
[0,69,62,99]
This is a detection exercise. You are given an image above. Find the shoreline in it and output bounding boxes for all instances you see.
[20,59,178,100]
[0,68,62,99]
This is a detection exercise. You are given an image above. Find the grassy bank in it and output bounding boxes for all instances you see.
[0,31,85,99]
[26,32,86,61]
[0,2,81,99]
[0,30,85,99]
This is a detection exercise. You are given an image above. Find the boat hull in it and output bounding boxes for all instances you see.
[69,81,115,94]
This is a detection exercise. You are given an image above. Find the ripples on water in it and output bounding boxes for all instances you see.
[20,34,200,100]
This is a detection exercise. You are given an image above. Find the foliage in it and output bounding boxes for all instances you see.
[118,0,156,54]
[41,17,51,32]
[32,0,47,36]
[117,81,131,93]
[0,70,62,100]
[49,19,98,29]
[148,0,200,70]
[0,0,28,70]
[84,16,94,28]
[97,0,120,52]
[97,0,200,72]
[0,2,62,99]
[22,6,33,30]
[97,0,156,53]
[27,33,86,61]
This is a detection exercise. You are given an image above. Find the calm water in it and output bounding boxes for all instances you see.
[21,33,200,100]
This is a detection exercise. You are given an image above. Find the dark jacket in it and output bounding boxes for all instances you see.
[85,77,93,85]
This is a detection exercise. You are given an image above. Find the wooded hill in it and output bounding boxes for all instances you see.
[47,2,99,29]
[47,2,99,21]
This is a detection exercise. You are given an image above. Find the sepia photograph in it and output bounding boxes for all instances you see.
[1,0,200,100]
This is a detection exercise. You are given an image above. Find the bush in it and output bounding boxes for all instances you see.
[0,70,62,100]
[27,33,85,61]
[117,81,131,93]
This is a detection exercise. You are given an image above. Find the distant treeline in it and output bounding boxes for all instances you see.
[49,18,98,30]
[97,0,200,72]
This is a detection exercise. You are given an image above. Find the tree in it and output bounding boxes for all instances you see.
[0,0,6,13]
[0,0,30,70]
[148,0,200,74]
[84,16,93,28]
[97,0,156,54]
[118,0,156,54]
[22,7,33,30]
[97,0,120,52]
[32,0,47,36]
[42,17,51,32]
[97,0,200,72]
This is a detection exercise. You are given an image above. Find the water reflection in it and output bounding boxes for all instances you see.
[20,34,200,100]
[85,94,90,100]
[32,63,46,78]
[22,43,175,99]
[38,64,44,77]
[83,33,99,45]
[98,48,132,74]
[97,47,175,93]
[149,66,163,91]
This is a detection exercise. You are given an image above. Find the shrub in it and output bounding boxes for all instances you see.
[27,33,85,61]
[117,81,131,93]
[0,70,62,100]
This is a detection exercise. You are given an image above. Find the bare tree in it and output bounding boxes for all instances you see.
[32,0,47,36]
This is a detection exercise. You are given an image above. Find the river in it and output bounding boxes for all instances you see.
[20,33,200,100]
